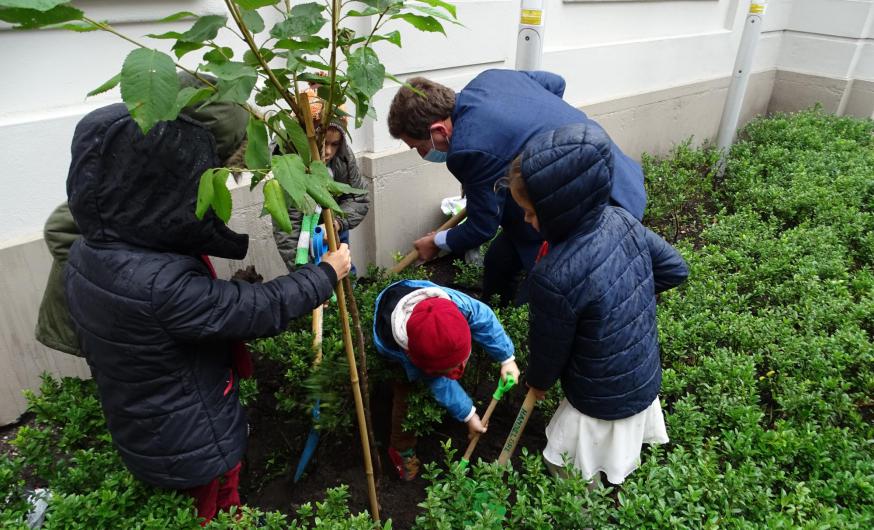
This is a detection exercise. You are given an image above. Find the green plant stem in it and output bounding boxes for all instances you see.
[362,10,390,49]
[223,0,301,118]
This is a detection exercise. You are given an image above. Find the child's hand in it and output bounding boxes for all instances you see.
[466,413,486,438]
[527,383,547,401]
[500,360,520,383]
[322,243,351,281]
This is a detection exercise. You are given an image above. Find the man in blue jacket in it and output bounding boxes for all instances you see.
[373,279,519,480]
[387,69,647,306]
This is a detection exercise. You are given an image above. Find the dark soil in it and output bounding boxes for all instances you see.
[241,363,547,529]
[239,256,544,529]
[0,413,33,461]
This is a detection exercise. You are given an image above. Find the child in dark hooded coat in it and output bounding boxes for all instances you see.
[508,122,688,487]
[63,95,350,523]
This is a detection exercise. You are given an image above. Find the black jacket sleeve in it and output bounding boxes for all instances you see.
[645,229,689,294]
[152,260,335,341]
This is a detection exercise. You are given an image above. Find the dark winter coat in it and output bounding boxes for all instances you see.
[522,122,688,420]
[64,104,337,489]
[35,202,82,356]
[445,69,648,266]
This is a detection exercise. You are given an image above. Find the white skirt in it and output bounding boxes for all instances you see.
[542,396,669,484]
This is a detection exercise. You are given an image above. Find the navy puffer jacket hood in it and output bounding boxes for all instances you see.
[67,103,248,260]
[521,122,614,244]
[521,123,689,420]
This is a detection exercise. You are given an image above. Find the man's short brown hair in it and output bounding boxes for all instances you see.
[387,77,456,140]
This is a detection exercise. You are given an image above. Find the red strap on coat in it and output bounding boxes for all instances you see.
[535,241,549,263]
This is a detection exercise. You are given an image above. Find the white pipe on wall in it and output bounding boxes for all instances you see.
[716,1,767,154]
[515,0,545,71]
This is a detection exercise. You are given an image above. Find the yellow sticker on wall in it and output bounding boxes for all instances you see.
[749,2,766,14]
[521,9,542,26]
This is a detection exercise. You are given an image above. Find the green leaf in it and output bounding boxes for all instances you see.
[347,7,380,17]
[0,0,68,11]
[0,4,82,29]
[150,14,226,42]
[120,48,179,133]
[270,3,326,38]
[145,30,185,40]
[196,169,215,219]
[240,7,264,34]
[416,0,457,19]
[213,76,257,104]
[372,30,401,47]
[245,116,270,170]
[171,40,205,59]
[235,0,278,8]
[174,86,213,115]
[391,13,445,34]
[347,47,385,99]
[263,179,292,232]
[274,36,329,52]
[305,163,342,212]
[86,73,120,97]
[179,14,227,42]
[49,20,100,32]
[271,154,312,213]
[409,5,460,25]
[311,161,367,196]
[212,169,233,223]
[276,113,311,166]
[243,47,274,66]
[203,47,234,64]
[202,61,257,80]
[159,11,197,23]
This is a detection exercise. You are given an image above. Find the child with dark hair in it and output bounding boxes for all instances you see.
[508,122,688,487]
[273,85,369,273]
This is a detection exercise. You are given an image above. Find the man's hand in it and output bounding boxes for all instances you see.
[413,232,440,262]
[466,413,487,438]
[322,243,351,281]
[500,360,520,384]
[527,383,547,401]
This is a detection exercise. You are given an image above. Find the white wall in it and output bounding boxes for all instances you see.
[776,0,874,80]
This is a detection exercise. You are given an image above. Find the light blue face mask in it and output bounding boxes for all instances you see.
[423,130,448,163]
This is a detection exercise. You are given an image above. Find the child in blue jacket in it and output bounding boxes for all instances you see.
[507,123,689,487]
[373,279,519,480]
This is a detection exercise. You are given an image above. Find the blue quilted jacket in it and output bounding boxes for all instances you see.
[372,280,514,421]
[522,123,688,420]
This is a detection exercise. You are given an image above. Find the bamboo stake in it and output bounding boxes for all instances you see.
[497,389,537,466]
[346,292,383,481]
[390,208,467,274]
[300,93,379,521]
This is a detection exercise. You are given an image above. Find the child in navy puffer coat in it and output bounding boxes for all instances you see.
[507,122,688,487]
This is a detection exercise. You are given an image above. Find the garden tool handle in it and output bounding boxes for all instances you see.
[390,208,467,274]
[497,388,538,466]
[461,375,515,463]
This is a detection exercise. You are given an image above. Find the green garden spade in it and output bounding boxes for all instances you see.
[461,374,516,468]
